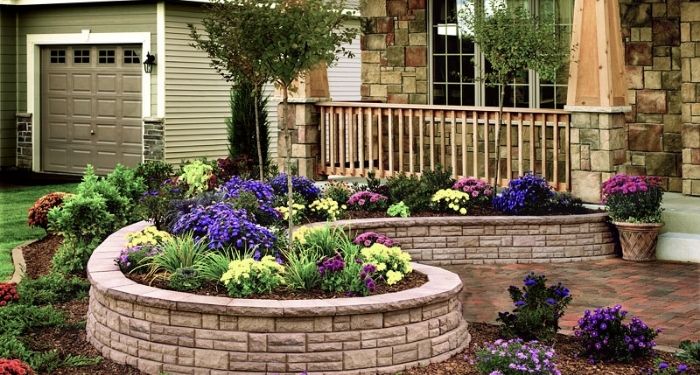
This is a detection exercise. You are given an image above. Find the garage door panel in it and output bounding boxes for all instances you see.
[72,98,93,116]
[41,45,143,174]
[48,73,68,92]
[72,74,92,93]
[96,74,117,93]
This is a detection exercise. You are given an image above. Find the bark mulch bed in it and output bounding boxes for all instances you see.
[21,234,62,279]
[126,270,428,299]
[403,322,696,375]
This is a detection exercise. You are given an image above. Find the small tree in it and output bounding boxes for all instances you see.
[460,0,566,189]
[189,0,273,180]
[261,0,358,244]
[226,81,270,174]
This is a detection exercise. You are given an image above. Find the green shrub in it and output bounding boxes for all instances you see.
[136,160,175,190]
[168,267,202,292]
[51,239,100,276]
[17,272,89,306]
[105,164,146,208]
[226,80,270,178]
[220,256,285,297]
[282,247,321,290]
[179,159,215,197]
[386,173,430,211]
[293,225,353,258]
[387,201,410,218]
[322,181,353,204]
[47,194,114,245]
[421,164,455,192]
[677,340,700,364]
[197,249,242,283]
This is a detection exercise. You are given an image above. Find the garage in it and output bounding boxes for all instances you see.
[41,45,143,174]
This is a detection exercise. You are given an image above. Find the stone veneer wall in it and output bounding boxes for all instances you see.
[620,0,684,192]
[87,221,470,375]
[16,113,32,169]
[361,0,429,104]
[317,213,615,265]
[143,117,165,162]
[680,2,700,196]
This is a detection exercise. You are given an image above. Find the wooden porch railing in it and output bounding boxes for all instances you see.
[317,102,572,191]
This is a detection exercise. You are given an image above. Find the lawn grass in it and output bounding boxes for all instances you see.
[0,183,79,280]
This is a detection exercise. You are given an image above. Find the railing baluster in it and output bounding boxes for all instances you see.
[461,111,467,177]
[409,109,414,175]
[330,107,336,173]
[440,110,446,167]
[484,112,489,183]
[339,107,346,175]
[553,114,559,189]
[320,106,326,174]
[388,108,394,176]
[517,113,523,177]
[565,116,571,191]
[378,108,384,177]
[429,110,435,171]
[451,110,457,178]
[419,109,425,174]
[529,113,535,174]
[506,112,512,185]
[540,113,546,179]
[349,107,356,176]
[472,111,478,178]
[358,107,365,176]
[368,108,374,172]
[399,109,404,173]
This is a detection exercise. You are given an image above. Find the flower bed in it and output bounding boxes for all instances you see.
[304,213,615,265]
[86,221,471,375]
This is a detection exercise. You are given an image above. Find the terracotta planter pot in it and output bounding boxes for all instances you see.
[613,222,664,262]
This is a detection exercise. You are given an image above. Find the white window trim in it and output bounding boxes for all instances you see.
[26,31,152,172]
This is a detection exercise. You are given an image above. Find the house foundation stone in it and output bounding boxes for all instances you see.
[143,117,165,162]
[16,113,32,170]
[277,100,321,179]
[680,1,700,196]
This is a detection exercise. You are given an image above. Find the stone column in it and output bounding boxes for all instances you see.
[680,1,700,196]
[16,113,32,170]
[277,65,329,179]
[143,117,165,162]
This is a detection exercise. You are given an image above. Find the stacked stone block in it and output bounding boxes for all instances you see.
[680,1,700,196]
[86,222,470,375]
[317,213,616,266]
[277,101,321,178]
[361,0,429,104]
[617,0,683,191]
[16,113,32,170]
[143,117,165,162]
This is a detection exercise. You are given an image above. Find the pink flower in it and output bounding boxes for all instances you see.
[358,199,365,206]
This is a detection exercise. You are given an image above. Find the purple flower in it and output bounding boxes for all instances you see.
[353,232,397,247]
[677,364,688,373]
[493,173,554,215]
[269,173,320,202]
[317,253,345,275]
[347,191,388,212]
[545,298,557,306]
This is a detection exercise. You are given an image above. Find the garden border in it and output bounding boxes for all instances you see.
[86,221,471,375]
[307,212,617,265]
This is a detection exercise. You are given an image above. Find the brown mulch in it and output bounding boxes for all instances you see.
[126,270,428,299]
[21,234,62,279]
[403,322,696,375]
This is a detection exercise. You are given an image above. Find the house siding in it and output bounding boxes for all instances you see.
[0,6,17,168]
[163,2,231,164]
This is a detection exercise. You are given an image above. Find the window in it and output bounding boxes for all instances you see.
[124,49,141,64]
[98,49,116,64]
[73,49,90,64]
[50,49,66,64]
[429,0,573,109]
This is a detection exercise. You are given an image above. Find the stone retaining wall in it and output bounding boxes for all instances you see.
[86,222,470,375]
[316,213,616,265]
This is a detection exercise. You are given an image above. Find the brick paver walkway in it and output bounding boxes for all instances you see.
[445,259,700,347]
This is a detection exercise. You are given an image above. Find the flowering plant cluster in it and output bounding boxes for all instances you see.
[432,189,471,215]
[353,232,397,248]
[497,273,572,341]
[0,283,19,307]
[574,304,659,362]
[360,243,412,285]
[0,359,34,375]
[316,252,378,295]
[387,201,410,217]
[220,255,285,297]
[27,192,71,229]
[650,360,690,374]
[126,226,171,248]
[453,177,493,205]
[223,176,276,204]
[474,338,561,375]
[270,173,321,203]
[493,173,555,215]
[116,245,161,273]
[347,191,388,211]
[179,159,216,197]
[602,174,664,223]
[172,202,275,251]
[308,197,344,221]
[140,177,183,229]
[276,203,306,224]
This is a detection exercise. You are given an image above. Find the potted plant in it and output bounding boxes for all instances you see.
[602,174,664,261]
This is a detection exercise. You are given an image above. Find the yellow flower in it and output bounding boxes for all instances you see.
[386,270,404,285]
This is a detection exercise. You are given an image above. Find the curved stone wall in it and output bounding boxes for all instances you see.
[86,222,470,375]
[313,213,616,265]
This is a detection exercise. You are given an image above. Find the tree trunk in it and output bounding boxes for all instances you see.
[253,87,265,181]
[281,85,294,248]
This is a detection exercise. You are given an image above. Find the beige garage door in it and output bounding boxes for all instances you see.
[41,45,143,174]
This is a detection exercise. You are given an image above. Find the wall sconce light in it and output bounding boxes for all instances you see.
[143,52,156,73]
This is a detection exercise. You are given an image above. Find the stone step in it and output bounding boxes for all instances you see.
[656,232,700,263]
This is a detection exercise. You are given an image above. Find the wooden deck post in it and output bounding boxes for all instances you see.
[565,0,630,203]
